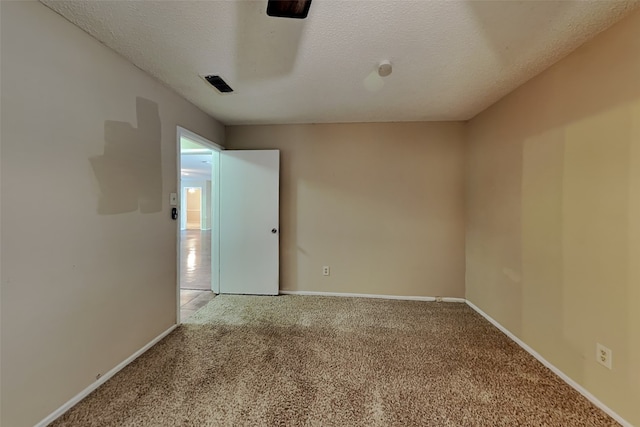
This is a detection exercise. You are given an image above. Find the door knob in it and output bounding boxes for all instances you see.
[272,228,278,234]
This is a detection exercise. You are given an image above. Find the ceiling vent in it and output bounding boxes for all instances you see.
[203,75,233,94]
[267,0,312,19]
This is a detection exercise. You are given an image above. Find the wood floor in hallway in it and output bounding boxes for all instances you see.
[180,229,214,321]
[180,229,211,291]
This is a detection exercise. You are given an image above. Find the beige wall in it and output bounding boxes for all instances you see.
[0,2,224,426]
[466,8,640,426]
[226,122,466,298]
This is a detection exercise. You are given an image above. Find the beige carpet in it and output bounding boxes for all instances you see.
[51,296,618,426]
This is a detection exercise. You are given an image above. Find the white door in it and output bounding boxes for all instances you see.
[219,150,279,295]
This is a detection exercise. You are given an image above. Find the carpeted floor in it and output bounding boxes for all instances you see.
[51,296,618,426]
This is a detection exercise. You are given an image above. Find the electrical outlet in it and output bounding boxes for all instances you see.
[322,266,330,276]
[596,343,612,370]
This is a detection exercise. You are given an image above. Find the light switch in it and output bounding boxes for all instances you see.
[169,193,178,206]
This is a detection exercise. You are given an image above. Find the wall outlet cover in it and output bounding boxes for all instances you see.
[596,343,612,370]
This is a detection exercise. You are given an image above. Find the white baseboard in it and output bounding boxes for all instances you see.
[36,324,178,427]
[279,290,465,303]
[465,300,633,427]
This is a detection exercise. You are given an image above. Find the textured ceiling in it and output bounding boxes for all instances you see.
[42,0,639,125]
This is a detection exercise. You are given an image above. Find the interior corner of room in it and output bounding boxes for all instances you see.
[1,1,639,426]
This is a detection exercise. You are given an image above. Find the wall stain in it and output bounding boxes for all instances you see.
[91,97,162,215]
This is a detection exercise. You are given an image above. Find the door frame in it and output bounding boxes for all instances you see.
[176,126,223,324]
[183,186,203,230]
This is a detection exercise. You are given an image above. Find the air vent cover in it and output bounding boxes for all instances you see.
[203,75,233,93]
[267,0,312,19]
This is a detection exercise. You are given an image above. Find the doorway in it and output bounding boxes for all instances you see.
[185,187,202,229]
[177,127,222,322]
[175,127,281,323]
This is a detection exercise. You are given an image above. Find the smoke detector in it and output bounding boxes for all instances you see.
[378,60,392,77]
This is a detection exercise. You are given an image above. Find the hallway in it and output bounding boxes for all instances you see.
[180,229,214,321]
[180,229,211,291]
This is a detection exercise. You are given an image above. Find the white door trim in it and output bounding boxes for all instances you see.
[177,126,224,151]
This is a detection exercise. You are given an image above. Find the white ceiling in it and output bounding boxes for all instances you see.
[42,0,639,125]
[181,153,213,181]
